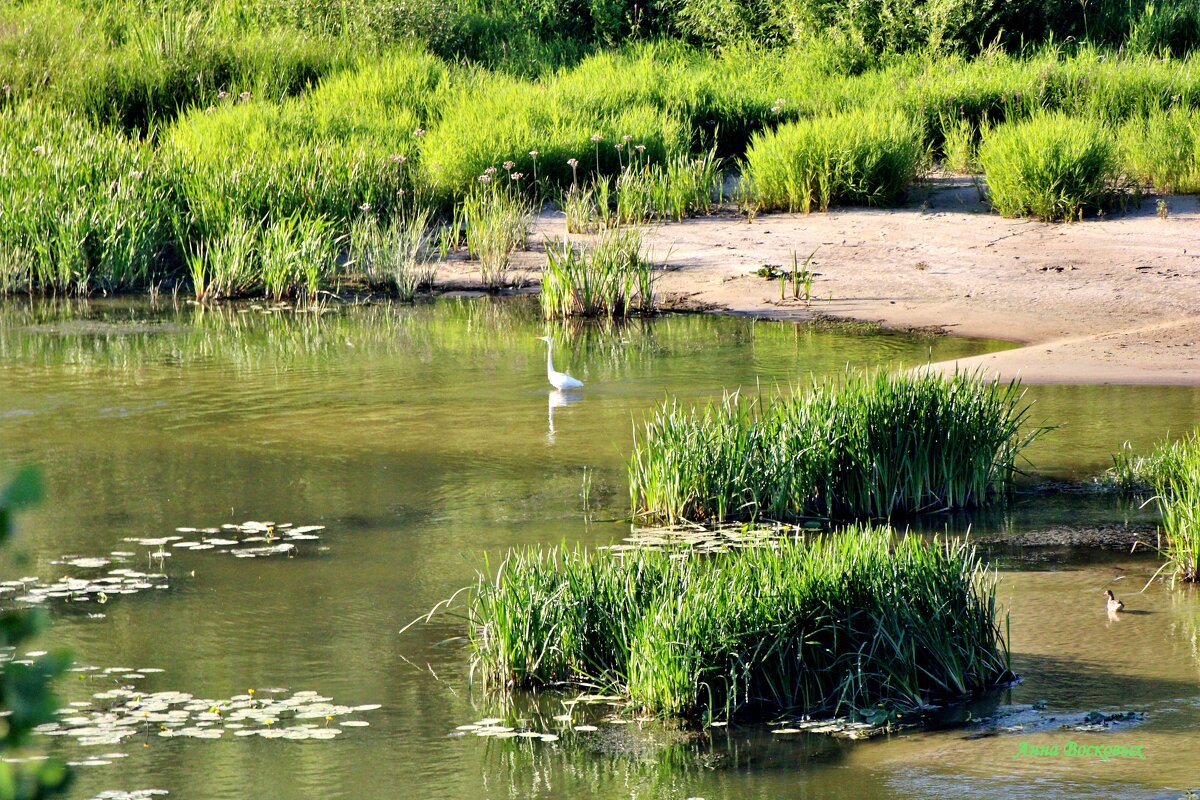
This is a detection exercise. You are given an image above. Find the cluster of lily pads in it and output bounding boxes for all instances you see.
[37,683,378,748]
[451,694,644,744]
[0,562,168,609]
[126,520,327,559]
[0,521,327,615]
[602,523,812,555]
[767,718,886,740]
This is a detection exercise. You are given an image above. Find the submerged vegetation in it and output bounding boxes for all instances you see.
[630,371,1040,524]
[467,526,1013,721]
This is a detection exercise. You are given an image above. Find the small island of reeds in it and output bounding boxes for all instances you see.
[467,526,1013,722]
[630,370,1042,524]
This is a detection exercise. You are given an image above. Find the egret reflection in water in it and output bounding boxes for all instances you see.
[548,389,583,443]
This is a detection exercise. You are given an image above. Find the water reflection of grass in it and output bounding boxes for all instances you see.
[0,296,989,380]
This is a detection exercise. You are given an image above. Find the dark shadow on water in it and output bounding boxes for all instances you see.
[1008,652,1198,709]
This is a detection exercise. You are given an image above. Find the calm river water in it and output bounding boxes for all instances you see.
[2,297,1199,799]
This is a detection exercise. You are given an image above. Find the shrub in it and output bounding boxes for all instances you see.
[742,109,923,212]
[0,469,73,797]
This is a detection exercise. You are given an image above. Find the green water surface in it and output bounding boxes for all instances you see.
[1,297,1199,800]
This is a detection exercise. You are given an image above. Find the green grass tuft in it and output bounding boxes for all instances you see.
[979,112,1117,221]
[742,109,923,213]
[1119,107,1200,194]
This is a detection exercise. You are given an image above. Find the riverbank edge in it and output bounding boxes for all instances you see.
[434,177,1200,387]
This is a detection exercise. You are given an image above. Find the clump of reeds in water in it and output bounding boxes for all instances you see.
[541,227,654,319]
[349,209,438,301]
[184,217,259,302]
[259,212,339,302]
[462,176,534,290]
[184,213,338,303]
[1108,432,1200,493]
[467,525,1014,721]
[1110,431,1200,582]
[629,370,1042,524]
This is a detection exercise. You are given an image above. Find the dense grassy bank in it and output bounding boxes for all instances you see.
[3,0,1200,296]
[467,526,1013,721]
[630,371,1040,524]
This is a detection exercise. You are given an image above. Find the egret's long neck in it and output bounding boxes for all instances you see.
[545,343,555,375]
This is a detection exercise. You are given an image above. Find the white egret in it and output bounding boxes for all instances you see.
[537,336,583,390]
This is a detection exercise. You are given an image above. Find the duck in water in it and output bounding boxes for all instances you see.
[1105,589,1125,613]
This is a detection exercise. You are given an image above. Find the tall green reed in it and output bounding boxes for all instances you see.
[630,370,1042,524]
[0,103,174,294]
[184,216,258,301]
[466,525,1013,721]
[462,183,533,290]
[259,212,339,302]
[1110,431,1200,583]
[350,209,438,300]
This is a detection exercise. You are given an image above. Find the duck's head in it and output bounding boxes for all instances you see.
[1105,589,1116,600]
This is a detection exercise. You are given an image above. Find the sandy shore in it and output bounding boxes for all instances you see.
[440,177,1200,386]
